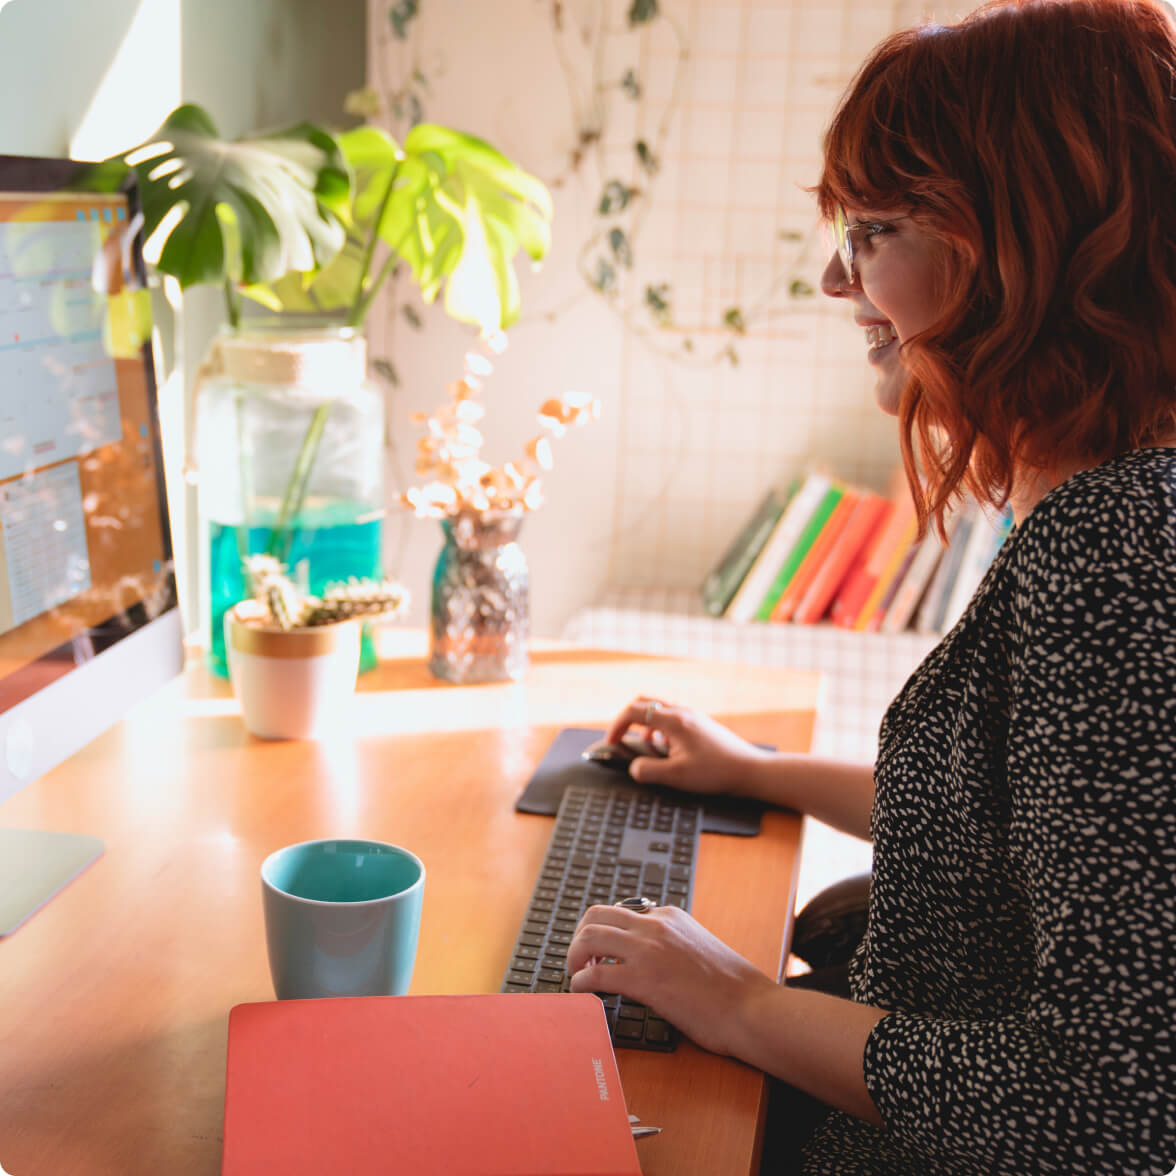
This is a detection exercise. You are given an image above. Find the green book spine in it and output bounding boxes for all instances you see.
[700,487,790,616]
[753,486,844,621]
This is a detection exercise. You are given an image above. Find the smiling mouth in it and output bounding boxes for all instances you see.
[865,323,899,351]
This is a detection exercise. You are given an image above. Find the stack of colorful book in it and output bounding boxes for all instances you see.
[700,470,1013,634]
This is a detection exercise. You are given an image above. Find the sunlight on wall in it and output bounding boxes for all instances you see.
[69,0,181,161]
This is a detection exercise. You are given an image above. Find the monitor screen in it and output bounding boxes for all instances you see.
[0,155,183,806]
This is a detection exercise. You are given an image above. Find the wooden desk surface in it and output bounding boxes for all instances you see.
[0,634,818,1176]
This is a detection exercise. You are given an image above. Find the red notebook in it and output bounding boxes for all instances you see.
[221,993,643,1176]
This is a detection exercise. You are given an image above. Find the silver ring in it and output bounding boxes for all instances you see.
[614,896,655,914]
[643,700,661,727]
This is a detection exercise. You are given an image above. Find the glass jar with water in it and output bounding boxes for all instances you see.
[195,323,384,677]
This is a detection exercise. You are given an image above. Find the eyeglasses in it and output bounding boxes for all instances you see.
[832,207,910,283]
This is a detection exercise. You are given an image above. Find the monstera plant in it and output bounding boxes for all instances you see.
[252,122,552,332]
[87,103,552,334]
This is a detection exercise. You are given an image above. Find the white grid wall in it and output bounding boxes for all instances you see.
[600,0,938,591]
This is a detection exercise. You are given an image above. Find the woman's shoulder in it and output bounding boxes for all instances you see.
[1011,447,1176,576]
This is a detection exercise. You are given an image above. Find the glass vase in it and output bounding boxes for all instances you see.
[195,322,384,678]
[429,511,529,684]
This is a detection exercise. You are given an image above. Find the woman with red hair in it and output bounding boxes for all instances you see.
[567,1,1176,1172]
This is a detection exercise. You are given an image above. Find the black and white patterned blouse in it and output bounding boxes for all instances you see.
[803,448,1176,1175]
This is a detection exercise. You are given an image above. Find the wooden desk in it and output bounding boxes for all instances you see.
[0,635,819,1176]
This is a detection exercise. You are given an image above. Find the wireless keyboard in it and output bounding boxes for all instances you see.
[500,778,702,1051]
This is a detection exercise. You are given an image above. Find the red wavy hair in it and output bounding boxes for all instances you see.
[816,0,1176,531]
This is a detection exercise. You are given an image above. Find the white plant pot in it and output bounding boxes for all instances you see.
[225,604,362,740]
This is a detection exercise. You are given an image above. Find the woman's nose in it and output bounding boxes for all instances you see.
[820,251,851,298]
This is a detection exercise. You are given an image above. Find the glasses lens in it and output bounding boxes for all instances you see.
[833,206,853,281]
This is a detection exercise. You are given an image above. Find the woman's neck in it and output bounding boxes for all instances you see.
[1010,432,1176,525]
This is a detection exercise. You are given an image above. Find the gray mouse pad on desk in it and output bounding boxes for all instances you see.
[516,727,766,836]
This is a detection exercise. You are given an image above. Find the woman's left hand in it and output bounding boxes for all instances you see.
[565,903,778,1058]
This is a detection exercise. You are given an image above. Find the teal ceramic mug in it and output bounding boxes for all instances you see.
[260,839,425,999]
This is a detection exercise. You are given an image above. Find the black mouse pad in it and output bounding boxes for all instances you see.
[516,727,766,837]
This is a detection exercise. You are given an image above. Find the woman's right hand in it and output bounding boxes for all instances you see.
[605,697,770,796]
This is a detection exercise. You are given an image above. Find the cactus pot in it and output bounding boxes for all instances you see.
[224,602,362,740]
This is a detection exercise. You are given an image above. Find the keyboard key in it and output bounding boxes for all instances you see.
[645,1019,673,1046]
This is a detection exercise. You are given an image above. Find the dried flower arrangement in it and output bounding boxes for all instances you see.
[402,335,600,520]
[239,555,409,630]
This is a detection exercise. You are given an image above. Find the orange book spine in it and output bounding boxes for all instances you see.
[862,530,921,632]
[827,500,896,628]
[769,490,860,623]
[794,493,889,625]
[852,498,919,631]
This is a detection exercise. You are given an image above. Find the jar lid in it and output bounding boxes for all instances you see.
[218,330,366,390]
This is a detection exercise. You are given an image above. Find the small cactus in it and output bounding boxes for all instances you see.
[264,580,302,630]
[239,556,409,631]
[298,579,409,627]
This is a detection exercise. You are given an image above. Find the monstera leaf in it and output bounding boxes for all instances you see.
[83,104,349,291]
[390,123,552,331]
[245,123,552,333]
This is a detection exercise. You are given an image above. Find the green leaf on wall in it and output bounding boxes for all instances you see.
[608,227,632,266]
[598,180,635,215]
[371,357,400,386]
[629,0,659,25]
[389,0,420,39]
[645,282,671,324]
[594,259,617,292]
[723,307,746,333]
[635,140,659,175]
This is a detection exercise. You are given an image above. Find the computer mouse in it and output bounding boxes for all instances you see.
[581,732,668,772]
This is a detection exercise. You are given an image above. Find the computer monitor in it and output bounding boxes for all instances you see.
[0,154,183,932]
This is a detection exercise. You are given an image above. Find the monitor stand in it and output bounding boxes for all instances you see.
[0,828,104,937]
